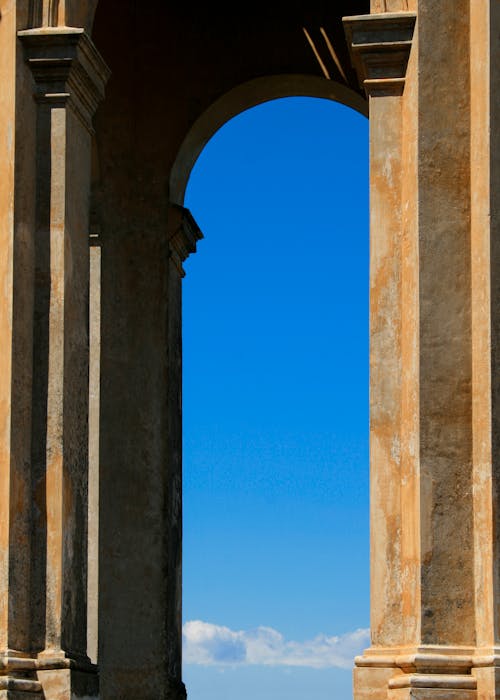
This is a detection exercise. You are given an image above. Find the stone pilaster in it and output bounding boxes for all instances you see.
[345,2,500,698]
[16,26,109,700]
[344,11,415,700]
[470,2,500,699]
[0,3,39,698]
[166,203,202,700]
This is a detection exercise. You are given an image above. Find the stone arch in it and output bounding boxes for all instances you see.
[0,2,498,700]
[169,74,368,205]
[85,5,372,698]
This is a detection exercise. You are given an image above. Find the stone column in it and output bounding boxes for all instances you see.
[17,26,109,700]
[344,12,416,700]
[96,197,201,699]
[346,2,500,699]
[166,203,203,700]
[0,3,40,697]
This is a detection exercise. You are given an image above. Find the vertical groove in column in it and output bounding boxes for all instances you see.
[87,237,101,664]
[44,104,66,653]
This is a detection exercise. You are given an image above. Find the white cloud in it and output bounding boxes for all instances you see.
[183,620,369,669]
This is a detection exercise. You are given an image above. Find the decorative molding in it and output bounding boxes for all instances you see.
[355,649,475,672]
[354,646,497,694]
[18,28,111,132]
[0,651,98,695]
[0,680,42,695]
[167,204,204,278]
[389,674,477,691]
[0,655,42,694]
[343,12,416,97]
[472,651,500,668]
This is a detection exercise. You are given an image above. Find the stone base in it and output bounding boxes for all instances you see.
[472,664,500,700]
[388,674,477,700]
[0,676,42,698]
[389,690,476,700]
[354,664,404,700]
[37,668,98,700]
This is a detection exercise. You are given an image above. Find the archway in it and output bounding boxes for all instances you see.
[169,76,367,206]
[181,96,369,700]
[2,3,497,700]
[88,4,372,697]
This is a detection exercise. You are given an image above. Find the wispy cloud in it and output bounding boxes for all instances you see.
[183,620,369,669]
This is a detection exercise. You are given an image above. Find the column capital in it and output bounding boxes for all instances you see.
[343,12,416,97]
[18,27,110,130]
[167,204,204,277]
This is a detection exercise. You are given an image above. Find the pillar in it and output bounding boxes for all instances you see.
[16,25,108,699]
[346,1,500,698]
[97,196,201,698]
[0,2,39,695]
[344,12,416,700]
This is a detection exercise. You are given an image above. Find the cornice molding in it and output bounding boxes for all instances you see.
[167,204,204,278]
[343,12,416,97]
[18,27,110,131]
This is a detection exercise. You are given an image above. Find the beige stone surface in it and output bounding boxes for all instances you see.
[371,1,414,11]
[0,1,498,698]
[355,665,404,700]
[37,668,98,700]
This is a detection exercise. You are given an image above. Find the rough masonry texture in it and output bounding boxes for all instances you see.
[0,0,498,698]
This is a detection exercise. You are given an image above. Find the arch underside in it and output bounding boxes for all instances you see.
[169,73,368,204]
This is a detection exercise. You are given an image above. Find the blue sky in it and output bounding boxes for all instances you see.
[182,96,369,700]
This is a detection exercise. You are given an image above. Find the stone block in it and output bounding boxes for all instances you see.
[37,669,98,700]
[354,664,403,700]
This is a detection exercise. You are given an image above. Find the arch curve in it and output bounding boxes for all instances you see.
[169,74,368,205]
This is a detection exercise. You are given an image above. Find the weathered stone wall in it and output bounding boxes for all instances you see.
[0,1,498,699]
